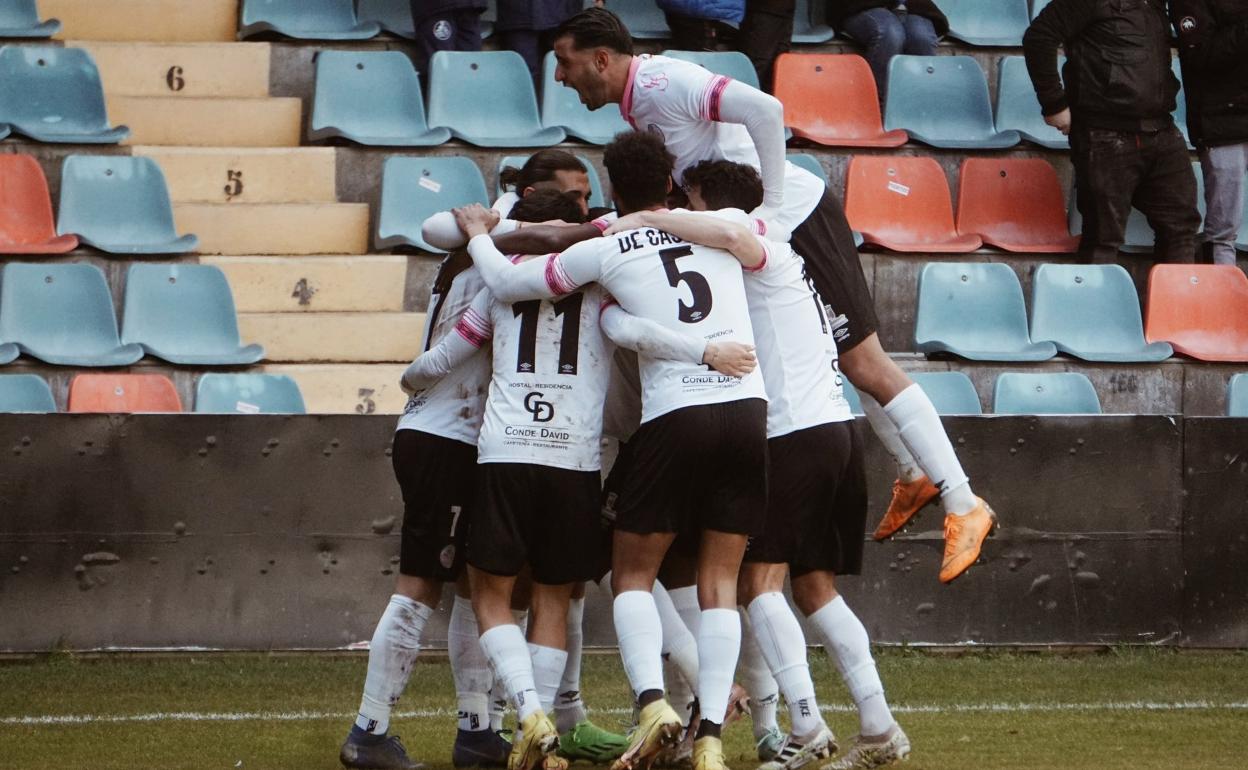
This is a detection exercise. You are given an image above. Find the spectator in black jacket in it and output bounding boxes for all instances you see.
[1172,0,1248,266]
[830,1,948,105]
[1024,0,1201,264]
[411,0,486,80]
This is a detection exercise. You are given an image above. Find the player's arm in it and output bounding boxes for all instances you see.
[489,216,611,256]
[457,204,602,302]
[600,300,757,378]
[421,208,523,251]
[400,289,492,394]
[605,210,767,269]
[711,79,788,211]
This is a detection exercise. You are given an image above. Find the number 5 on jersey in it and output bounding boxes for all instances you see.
[660,245,713,323]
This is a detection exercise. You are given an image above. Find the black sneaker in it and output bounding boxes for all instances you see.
[340,727,427,769]
[452,727,512,768]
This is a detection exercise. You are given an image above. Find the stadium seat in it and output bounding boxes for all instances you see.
[1029,264,1173,362]
[610,0,670,39]
[0,262,143,366]
[308,50,450,146]
[1032,0,1053,19]
[1172,58,1194,150]
[195,373,306,414]
[0,0,60,37]
[427,51,565,147]
[910,371,983,414]
[0,154,79,254]
[1229,374,1248,417]
[0,374,55,412]
[663,49,760,90]
[993,372,1102,415]
[0,46,129,143]
[57,155,198,254]
[67,373,182,413]
[883,56,1020,149]
[1144,264,1248,362]
[914,262,1057,361]
[238,0,380,40]
[845,156,982,252]
[941,0,1031,46]
[540,50,631,145]
[956,158,1079,253]
[121,264,265,365]
[773,54,908,147]
[841,379,864,415]
[792,0,835,43]
[786,153,826,184]
[495,155,606,210]
[376,156,489,252]
[995,56,1069,149]
[356,0,414,38]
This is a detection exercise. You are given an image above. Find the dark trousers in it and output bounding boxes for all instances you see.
[411,6,483,79]
[498,28,559,85]
[737,9,793,93]
[1070,122,1202,264]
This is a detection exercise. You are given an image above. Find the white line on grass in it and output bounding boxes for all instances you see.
[5,701,1248,727]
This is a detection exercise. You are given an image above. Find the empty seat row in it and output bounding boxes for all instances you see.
[843,371,1106,415]
[916,263,1248,363]
[0,372,306,413]
[0,45,128,143]
[0,263,261,367]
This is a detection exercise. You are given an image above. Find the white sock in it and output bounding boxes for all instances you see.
[808,596,893,737]
[355,595,432,735]
[554,597,588,733]
[738,609,780,739]
[664,655,697,726]
[450,595,493,733]
[489,683,507,731]
[528,642,569,714]
[655,582,700,688]
[885,384,976,515]
[748,594,822,737]
[861,393,925,484]
[668,585,702,636]
[614,590,666,697]
[479,624,543,721]
[696,608,741,726]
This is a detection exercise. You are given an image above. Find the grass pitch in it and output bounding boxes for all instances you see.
[1,647,1245,770]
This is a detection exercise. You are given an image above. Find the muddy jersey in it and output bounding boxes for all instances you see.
[396,263,490,445]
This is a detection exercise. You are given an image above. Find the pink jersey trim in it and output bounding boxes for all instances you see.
[455,308,492,348]
[590,217,612,233]
[544,254,578,296]
[704,75,731,122]
[620,55,645,129]
[599,294,619,317]
[744,240,770,273]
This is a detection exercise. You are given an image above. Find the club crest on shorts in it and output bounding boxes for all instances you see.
[439,544,456,569]
[432,19,453,41]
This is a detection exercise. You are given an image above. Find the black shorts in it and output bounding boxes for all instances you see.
[469,462,604,585]
[744,421,868,577]
[614,398,769,537]
[791,189,879,353]
[393,429,477,580]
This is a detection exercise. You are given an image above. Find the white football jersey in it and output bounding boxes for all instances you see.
[471,282,612,471]
[396,263,490,446]
[621,54,825,236]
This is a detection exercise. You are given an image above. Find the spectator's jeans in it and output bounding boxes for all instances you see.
[1070,123,1202,263]
[839,7,939,104]
[1199,142,1248,265]
[412,8,482,78]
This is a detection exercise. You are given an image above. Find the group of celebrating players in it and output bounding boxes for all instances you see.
[338,8,999,770]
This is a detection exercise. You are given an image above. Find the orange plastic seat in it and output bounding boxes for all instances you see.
[0,154,78,254]
[67,373,183,413]
[956,158,1079,253]
[845,156,982,252]
[773,54,908,148]
[1144,265,1248,362]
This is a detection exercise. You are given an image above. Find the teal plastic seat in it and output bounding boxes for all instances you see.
[0,46,128,143]
[377,156,489,252]
[196,373,305,414]
[121,264,263,365]
[993,372,1102,415]
[942,0,1030,46]
[57,155,198,254]
[0,374,55,412]
[309,51,450,146]
[1030,264,1173,362]
[663,50,760,90]
[1031,0,1053,19]
[792,0,835,43]
[840,379,863,416]
[356,0,415,38]
[1229,374,1248,417]
[0,0,60,37]
[495,155,606,210]
[1171,58,1194,150]
[427,51,565,147]
[612,0,670,39]
[885,56,1020,148]
[910,372,983,414]
[1068,163,1206,254]
[239,0,380,40]
[0,262,143,366]
[540,51,630,145]
[995,56,1069,149]
[915,262,1056,361]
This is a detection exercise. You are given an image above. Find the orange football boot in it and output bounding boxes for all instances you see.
[939,498,997,584]
[872,476,940,540]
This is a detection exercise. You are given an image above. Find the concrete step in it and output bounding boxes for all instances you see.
[43,0,239,42]
[107,96,302,147]
[238,312,426,363]
[261,364,410,414]
[78,41,270,98]
[132,147,336,204]
[201,255,407,313]
[175,203,370,255]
